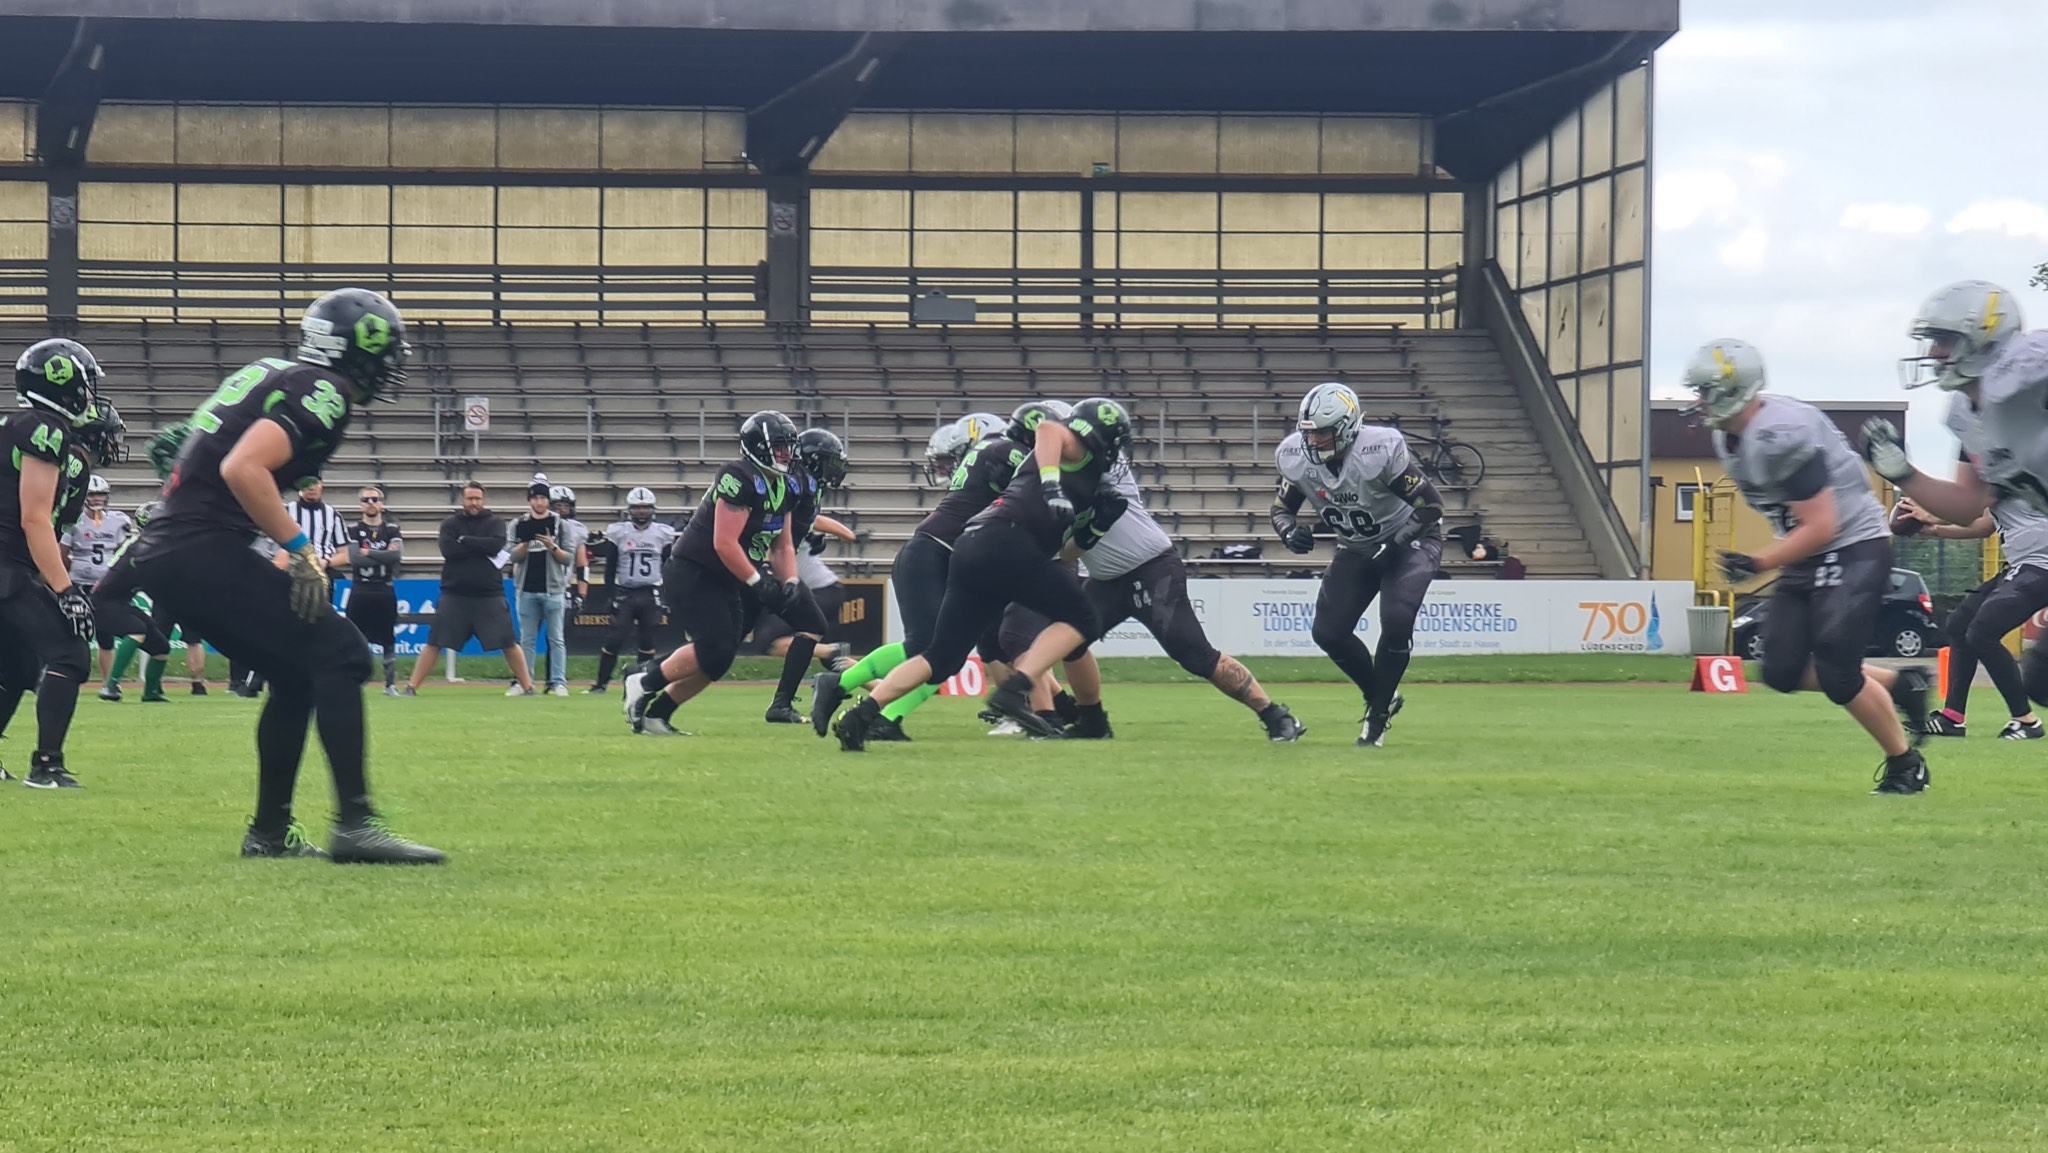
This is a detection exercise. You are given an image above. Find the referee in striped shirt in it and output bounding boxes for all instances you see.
[231,480,351,697]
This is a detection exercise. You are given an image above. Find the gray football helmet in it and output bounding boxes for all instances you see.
[1296,382,1361,465]
[1899,280,2023,391]
[1681,338,1767,429]
[924,419,974,487]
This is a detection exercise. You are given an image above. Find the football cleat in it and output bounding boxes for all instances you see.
[1999,718,2045,740]
[1357,693,1404,748]
[810,671,848,738]
[190,681,208,696]
[1923,710,1966,738]
[637,716,684,736]
[0,763,13,782]
[986,719,1024,736]
[1889,666,1933,748]
[764,701,804,725]
[240,820,330,860]
[868,715,912,742]
[977,707,1003,725]
[23,763,81,789]
[506,684,536,697]
[833,699,878,752]
[141,690,168,703]
[1260,703,1306,742]
[1871,750,1931,795]
[330,817,447,865]
[383,685,401,697]
[98,684,122,702]
[622,669,648,730]
[988,672,1063,739]
[394,685,417,697]
[1065,706,1113,740]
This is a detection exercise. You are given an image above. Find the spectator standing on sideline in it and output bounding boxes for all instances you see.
[230,479,348,697]
[344,484,403,694]
[549,483,590,690]
[403,481,535,696]
[510,479,574,697]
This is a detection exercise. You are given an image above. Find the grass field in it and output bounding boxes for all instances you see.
[5,665,2048,1151]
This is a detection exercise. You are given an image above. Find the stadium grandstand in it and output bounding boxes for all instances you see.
[0,0,1674,584]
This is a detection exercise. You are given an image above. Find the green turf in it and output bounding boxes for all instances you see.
[5,681,2045,1151]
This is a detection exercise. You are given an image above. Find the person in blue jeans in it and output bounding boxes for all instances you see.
[509,480,573,697]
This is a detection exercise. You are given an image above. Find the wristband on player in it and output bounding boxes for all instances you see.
[1038,465,1061,485]
[745,570,763,586]
[283,531,309,553]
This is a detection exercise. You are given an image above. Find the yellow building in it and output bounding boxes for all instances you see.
[1646,398,1908,583]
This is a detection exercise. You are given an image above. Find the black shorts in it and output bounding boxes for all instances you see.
[134,544,370,691]
[1087,551,1223,679]
[345,582,399,648]
[891,532,951,657]
[1762,536,1891,693]
[0,562,88,687]
[1951,565,2048,655]
[605,584,664,652]
[147,597,199,649]
[918,519,1099,683]
[91,586,170,658]
[427,591,518,652]
[754,581,844,649]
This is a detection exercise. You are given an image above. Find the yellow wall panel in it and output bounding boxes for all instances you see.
[811,189,907,230]
[499,186,598,228]
[180,184,280,225]
[1581,84,1615,174]
[0,182,45,221]
[601,109,704,171]
[1547,284,1578,375]
[282,106,388,167]
[1611,366,1644,458]
[1222,233,1319,269]
[0,222,46,260]
[707,227,764,265]
[1117,115,1216,176]
[1221,192,1319,233]
[1580,174,1613,273]
[1494,205,1519,285]
[1577,273,1612,369]
[914,190,1012,231]
[1114,231,1216,270]
[1323,232,1425,269]
[0,101,28,164]
[1576,372,1611,458]
[498,227,598,265]
[1428,231,1462,268]
[498,108,599,170]
[1549,185,1580,280]
[79,183,174,223]
[1014,114,1114,174]
[814,228,909,266]
[707,187,763,229]
[603,228,705,266]
[1612,265,1645,364]
[393,226,493,264]
[284,185,389,227]
[910,112,1012,173]
[1323,193,1424,233]
[1550,109,1582,184]
[1516,196,1548,285]
[702,111,746,166]
[176,105,281,166]
[1219,116,1320,174]
[1118,192,1216,233]
[1518,134,1551,195]
[283,225,387,264]
[1616,69,1648,167]
[1015,232,1079,268]
[179,224,278,263]
[603,187,704,229]
[1614,167,1645,266]
[913,230,1009,267]
[91,104,176,166]
[1320,117,1424,175]
[394,185,492,227]
[390,108,497,169]
[1609,464,1644,548]
[1017,191,1078,231]
[812,112,910,173]
[79,223,174,262]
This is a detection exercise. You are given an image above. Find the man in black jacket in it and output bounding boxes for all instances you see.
[401,482,535,695]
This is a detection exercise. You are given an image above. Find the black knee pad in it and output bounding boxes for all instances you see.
[1812,654,1865,706]
[43,638,89,681]
[697,639,738,682]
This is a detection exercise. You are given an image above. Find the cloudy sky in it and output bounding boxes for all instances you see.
[1650,0,2047,464]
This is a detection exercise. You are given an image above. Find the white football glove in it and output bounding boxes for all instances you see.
[1858,417,1914,484]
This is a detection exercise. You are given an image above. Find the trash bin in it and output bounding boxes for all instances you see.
[1688,605,1731,655]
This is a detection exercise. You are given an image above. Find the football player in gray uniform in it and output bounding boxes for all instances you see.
[1271,382,1443,747]
[587,487,675,694]
[1687,338,1932,794]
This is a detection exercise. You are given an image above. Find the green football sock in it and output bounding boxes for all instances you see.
[840,642,906,691]
[143,655,167,696]
[108,637,139,685]
[880,681,940,723]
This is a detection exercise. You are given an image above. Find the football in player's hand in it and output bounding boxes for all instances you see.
[1889,503,1924,536]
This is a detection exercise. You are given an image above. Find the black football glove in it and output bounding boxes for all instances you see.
[805,531,829,556]
[1717,549,1761,584]
[1042,479,1076,529]
[754,576,793,616]
[1276,516,1316,554]
[55,585,94,642]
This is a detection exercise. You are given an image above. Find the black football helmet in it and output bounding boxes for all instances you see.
[795,428,848,493]
[77,400,129,465]
[15,338,102,425]
[296,288,410,402]
[1006,399,1073,448]
[739,410,799,475]
[1070,397,1134,463]
[146,420,192,481]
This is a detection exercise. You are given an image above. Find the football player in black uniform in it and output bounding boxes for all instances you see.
[134,289,443,863]
[810,407,1048,740]
[344,484,404,695]
[623,411,817,735]
[0,342,113,787]
[833,400,1131,750]
[763,427,847,724]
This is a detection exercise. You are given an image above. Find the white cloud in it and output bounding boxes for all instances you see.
[1945,199,2048,240]
[1655,169,1742,231]
[1659,23,1797,62]
[1717,227,1770,271]
[1839,202,1932,235]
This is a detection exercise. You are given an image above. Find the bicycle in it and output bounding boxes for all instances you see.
[1398,412,1486,490]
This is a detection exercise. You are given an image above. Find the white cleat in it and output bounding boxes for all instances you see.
[638,716,682,736]
[623,669,647,730]
[986,719,1024,736]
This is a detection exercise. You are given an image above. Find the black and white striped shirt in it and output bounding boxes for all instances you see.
[287,498,351,560]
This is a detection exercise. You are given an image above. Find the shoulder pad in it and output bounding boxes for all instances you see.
[1274,432,1306,469]
[1981,332,2048,405]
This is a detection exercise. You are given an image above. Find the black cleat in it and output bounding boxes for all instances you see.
[1357,693,1404,748]
[764,701,804,725]
[988,672,1064,739]
[868,714,912,742]
[240,820,330,860]
[98,684,122,702]
[1052,692,1082,727]
[23,754,80,789]
[1923,711,1967,738]
[190,681,208,696]
[977,707,1003,725]
[1890,666,1933,748]
[811,671,849,737]
[141,690,169,703]
[834,698,880,752]
[330,817,447,864]
[1999,718,2045,741]
[1871,750,1931,795]
[1066,705,1114,740]
[1260,702,1306,742]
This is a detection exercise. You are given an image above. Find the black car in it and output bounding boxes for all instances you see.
[1731,567,1944,661]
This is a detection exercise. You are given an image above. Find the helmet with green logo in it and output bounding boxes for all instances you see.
[15,338,102,425]
[78,401,129,465]
[1006,399,1073,448]
[296,288,411,402]
[1070,397,1134,463]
